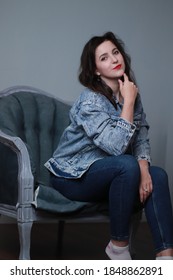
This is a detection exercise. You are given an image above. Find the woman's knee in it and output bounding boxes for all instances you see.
[119,154,140,173]
[91,155,140,181]
[150,166,168,185]
[111,155,140,180]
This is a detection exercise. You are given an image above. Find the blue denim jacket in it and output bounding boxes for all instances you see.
[45,88,151,178]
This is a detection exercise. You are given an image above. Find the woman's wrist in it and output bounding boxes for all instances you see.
[138,159,149,173]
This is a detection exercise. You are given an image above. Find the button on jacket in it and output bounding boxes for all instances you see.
[45,88,151,178]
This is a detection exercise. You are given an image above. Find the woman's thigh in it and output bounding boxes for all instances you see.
[51,154,140,202]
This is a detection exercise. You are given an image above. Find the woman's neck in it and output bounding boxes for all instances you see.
[110,80,120,100]
[103,78,119,95]
[101,76,122,102]
[111,81,123,103]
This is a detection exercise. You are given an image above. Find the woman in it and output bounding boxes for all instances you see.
[45,32,173,260]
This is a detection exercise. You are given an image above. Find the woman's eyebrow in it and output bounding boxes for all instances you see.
[112,47,118,52]
[99,52,108,59]
[99,48,118,59]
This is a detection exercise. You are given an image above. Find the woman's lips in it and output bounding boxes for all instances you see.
[113,64,122,70]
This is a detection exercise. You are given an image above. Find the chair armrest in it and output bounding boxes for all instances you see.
[0,130,34,206]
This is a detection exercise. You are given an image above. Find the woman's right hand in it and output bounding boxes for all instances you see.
[118,73,138,105]
[118,73,138,123]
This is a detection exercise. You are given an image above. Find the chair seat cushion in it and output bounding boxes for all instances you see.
[33,184,109,216]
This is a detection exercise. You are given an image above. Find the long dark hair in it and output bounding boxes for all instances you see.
[78,32,136,108]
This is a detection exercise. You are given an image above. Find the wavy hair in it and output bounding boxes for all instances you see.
[78,32,136,108]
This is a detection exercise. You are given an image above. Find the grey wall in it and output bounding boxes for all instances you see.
[0,0,173,198]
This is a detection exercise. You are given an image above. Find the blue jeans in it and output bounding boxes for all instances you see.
[51,155,173,253]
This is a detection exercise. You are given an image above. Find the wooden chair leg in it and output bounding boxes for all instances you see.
[17,221,33,260]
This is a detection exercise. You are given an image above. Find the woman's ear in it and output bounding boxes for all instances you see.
[95,71,100,76]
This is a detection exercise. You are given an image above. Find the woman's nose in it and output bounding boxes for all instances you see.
[111,55,118,63]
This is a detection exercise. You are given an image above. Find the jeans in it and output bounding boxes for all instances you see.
[51,154,173,253]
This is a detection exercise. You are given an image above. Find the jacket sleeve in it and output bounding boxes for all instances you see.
[76,100,137,156]
[132,99,151,163]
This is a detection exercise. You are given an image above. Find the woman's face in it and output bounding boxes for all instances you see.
[95,40,125,85]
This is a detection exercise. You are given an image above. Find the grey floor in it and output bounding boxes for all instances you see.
[0,221,155,260]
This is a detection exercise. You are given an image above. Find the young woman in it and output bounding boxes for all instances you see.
[45,32,173,260]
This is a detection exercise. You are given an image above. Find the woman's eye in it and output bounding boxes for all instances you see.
[113,50,119,55]
[101,56,107,61]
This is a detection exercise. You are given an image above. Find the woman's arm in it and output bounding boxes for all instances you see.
[119,73,138,123]
[76,74,138,156]
[78,102,136,156]
[138,159,153,203]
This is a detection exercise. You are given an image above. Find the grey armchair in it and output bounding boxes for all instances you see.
[0,86,142,259]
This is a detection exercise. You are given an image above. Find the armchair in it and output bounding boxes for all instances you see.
[0,86,141,259]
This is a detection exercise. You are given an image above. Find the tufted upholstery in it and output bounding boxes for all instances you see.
[0,88,70,188]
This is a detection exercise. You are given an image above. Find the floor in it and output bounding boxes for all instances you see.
[0,220,155,260]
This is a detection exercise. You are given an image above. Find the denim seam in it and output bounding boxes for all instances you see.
[152,191,168,252]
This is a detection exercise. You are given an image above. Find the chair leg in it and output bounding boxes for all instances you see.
[56,220,65,259]
[17,221,33,260]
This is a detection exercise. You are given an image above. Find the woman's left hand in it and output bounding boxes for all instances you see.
[138,160,153,203]
[139,170,153,203]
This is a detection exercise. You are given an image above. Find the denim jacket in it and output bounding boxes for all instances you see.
[45,88,151,178]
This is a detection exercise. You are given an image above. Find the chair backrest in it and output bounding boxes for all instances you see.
[0,86,71,187]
